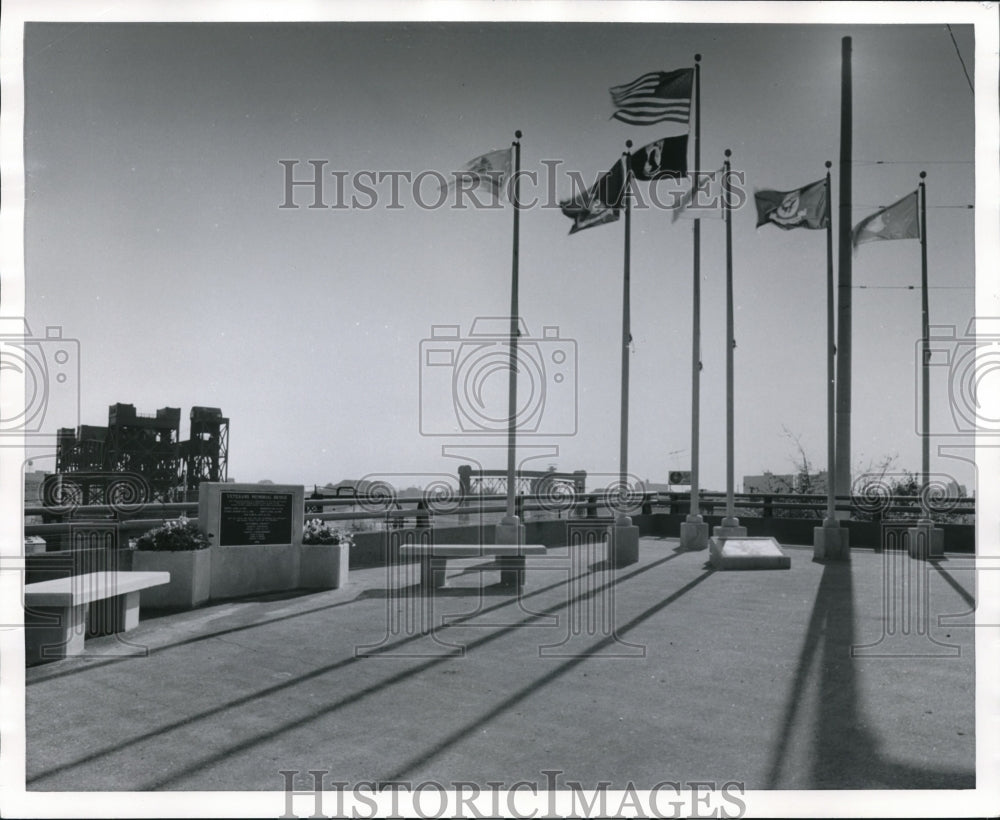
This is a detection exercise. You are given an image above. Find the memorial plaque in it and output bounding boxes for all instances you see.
[219,491,294,546]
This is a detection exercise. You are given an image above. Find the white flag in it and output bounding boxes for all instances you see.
[672,167,726,222]
[442,147,513,201]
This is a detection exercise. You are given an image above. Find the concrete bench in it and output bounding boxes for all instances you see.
[399,545,547,593]
[24,571,170,664]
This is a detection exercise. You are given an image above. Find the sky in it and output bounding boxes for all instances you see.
[16,11,984,495]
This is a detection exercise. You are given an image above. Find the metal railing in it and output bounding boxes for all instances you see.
[23,489,975,541]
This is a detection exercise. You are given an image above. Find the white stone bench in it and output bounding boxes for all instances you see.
[24,571,170,664]
[399,544,547,593]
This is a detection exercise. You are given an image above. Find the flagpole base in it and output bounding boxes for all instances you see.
[907,521,944,560]
[713,517,747,539]
[495,516,526,547]
[680,515,709,551]
[608,518,640,568]
[813,521,850,562]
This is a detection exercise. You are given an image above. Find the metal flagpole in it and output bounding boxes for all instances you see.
[503,130,523,530]
[919,170,930,520]
[620,141,633,514]
[681,53,707,549]
[814,159,847,559]
[835,35,853,509]
[824,161,838,525]
[722,149,736,524]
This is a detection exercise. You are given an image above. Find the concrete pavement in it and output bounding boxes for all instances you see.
[24,538,975,792]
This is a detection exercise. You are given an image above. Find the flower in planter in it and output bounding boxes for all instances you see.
[302,518,355,547]
[134,516,210,551]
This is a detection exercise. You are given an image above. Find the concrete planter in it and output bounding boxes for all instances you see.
[133,548,211,610]
[300,543,349,590]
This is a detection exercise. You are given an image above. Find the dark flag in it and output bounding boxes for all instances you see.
[629,134,688,181]
[610,68,694,126]
[560,158,627,235]
[852,191,920,248]
[754,179,829,230]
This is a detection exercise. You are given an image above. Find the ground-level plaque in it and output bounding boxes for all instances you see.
[709,536,790,570]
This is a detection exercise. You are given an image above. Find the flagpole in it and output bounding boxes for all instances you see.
[824,161,838,525]
[620,141,632,504]
[713,149,747,543]
[835,35,853,516]
[722,149,737,525]
[502,130,522,535]
[919,170,930,521]
[680,53,707,549]
[814,160,847,559]
[610,139,640,567]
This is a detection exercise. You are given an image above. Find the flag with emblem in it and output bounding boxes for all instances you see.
[851,191,920,248]
[755,179,829,230]
[560,158,627,234]
[629,135,688,181]
[442,147,513,201]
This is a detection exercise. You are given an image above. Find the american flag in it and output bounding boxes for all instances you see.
[609,68,694,126]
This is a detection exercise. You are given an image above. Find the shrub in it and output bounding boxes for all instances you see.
[303,518,355,547]
[134,517,210,551]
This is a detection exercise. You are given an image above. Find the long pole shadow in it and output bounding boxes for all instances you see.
[765,561,974,789]
[382,569,716,783]
[29,550,687,788]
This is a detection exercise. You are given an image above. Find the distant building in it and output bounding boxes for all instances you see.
[744,471,828,494]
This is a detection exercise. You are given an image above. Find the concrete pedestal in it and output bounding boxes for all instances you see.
[712,516,748,539]
[609,518,640,567]
[680,515,709,551]
[813,522,850,562]
[494,517,527,546]
[908,521,945,560]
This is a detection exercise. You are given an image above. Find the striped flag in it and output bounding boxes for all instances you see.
[755,179,829,230]
[852,191,919,248]
[610,68,693,126]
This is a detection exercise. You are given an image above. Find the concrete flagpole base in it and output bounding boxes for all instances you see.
[907,520,944,560]
[494,516,526,546]
[712,516,747,539]
[813,518,850,561]
[680,514,709,551]
[495,515,528,587]
[608,514,640,567]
